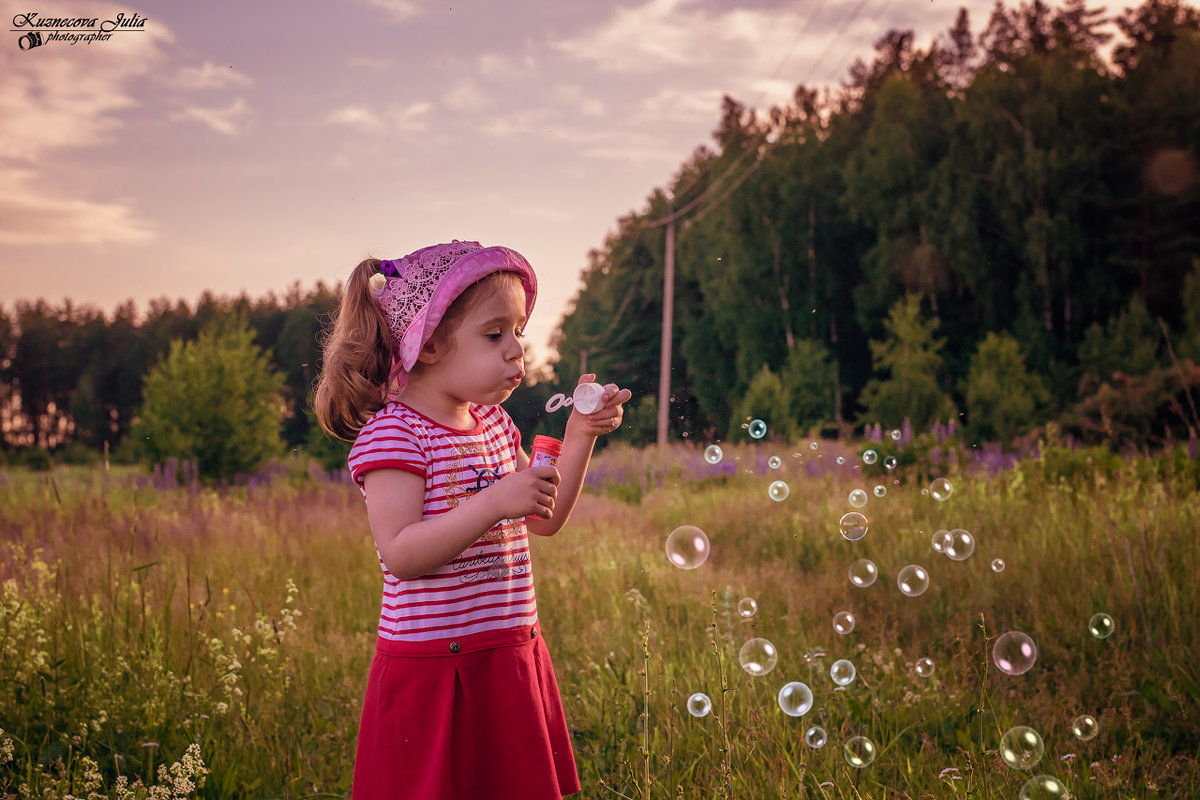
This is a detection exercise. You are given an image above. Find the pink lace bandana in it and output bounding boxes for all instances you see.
[374,240,537,395]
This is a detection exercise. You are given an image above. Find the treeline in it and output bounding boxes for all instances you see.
[551,0,1200,448]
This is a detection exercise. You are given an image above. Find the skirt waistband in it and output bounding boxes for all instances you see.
[374,622,541,658]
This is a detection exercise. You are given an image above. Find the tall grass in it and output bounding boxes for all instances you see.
[1,444,1198,798]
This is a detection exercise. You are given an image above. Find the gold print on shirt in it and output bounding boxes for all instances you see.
[443,442,491,509]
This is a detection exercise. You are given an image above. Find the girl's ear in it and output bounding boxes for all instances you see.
[416,339,440,365]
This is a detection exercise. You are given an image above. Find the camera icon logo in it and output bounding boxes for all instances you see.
[18,31,44,50]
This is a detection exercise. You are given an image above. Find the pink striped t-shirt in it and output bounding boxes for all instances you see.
[348,402,538,642]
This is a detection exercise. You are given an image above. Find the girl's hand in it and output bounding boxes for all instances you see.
[492,464,560,520]
[571,373,632,438]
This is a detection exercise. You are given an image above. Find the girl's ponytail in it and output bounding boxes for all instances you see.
[314,258,394,440]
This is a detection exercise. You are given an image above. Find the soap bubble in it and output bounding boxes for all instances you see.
[703,445,724,464]
[737,597,758,618]
[686,692,712,718]
[830,658,857,686]
[805,725,827,748]
[768,455,782,469]
[665,525,710,569]
[929,477,953,501]
[839,512,869,541]
[873,484,887,498]
[836,456,845,465]
[944,528,976,561]
[992,558,1006,573]
[1019,775,1069,800]
[848,488,869,509]
[843,736,876,768]
[777,681,814,716]
[862,449,878,465]
[915,657,935,677]
[832,610,856,635]
[768,480,790,502]
[1000,726,1045,770]
[992,631,1038,675]
[931,529,951,553]
[748,419,768,439]
[848,558,878,588]
[883,455,898,470]
[809,441,819,450]
[1088,613,1115,640]
[739,637,778,676]
[1071,714,1099,741]
[890,429,902,441]
[896,564,930,597]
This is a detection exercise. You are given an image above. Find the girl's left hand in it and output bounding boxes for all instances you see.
[572,373,632,437]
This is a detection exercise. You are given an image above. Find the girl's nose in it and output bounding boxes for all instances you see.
[506,334,525,361]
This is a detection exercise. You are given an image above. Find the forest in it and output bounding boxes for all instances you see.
[1,0,1198,465]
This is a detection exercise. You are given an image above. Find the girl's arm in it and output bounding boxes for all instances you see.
[363,463,560,580]
[526,373,632,537]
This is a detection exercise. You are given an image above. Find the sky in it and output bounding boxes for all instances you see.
[0,0,1128,367]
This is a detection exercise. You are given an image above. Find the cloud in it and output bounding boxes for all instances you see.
[171,61,253,90]
[361,0,420,23]
[325,102,433,133]
[444,79,491,112]
[169,98,250,136]
[0,169,153,245]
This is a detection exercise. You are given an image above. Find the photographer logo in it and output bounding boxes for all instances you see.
[11,11,148,49]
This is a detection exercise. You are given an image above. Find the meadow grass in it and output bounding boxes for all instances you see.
[1,442,1198,798]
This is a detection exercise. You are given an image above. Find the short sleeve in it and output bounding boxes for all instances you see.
[348,408,427,489]
[499,407,523,459]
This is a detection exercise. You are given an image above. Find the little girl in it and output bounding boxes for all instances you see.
[314,240,631,800]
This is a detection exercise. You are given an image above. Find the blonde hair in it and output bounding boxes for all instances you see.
[314,265,526,441]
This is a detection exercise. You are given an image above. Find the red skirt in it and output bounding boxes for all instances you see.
[351,622,580,800]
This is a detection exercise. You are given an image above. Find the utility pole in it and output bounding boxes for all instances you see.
[657,199,675,448]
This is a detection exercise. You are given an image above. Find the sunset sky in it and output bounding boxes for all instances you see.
[1,0,1127,367]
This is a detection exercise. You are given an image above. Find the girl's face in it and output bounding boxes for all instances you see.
[425,278,527,407]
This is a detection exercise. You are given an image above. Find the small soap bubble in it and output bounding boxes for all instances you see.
[1018,775,1069,800]
[862,449,878,465]
[665,525,710,570]
[686,692,712,718]
[809,441,819,450]
[737,597,758,618]
[768,455,782,469]
[848,558,878,588]
[768,480,790,502]
[929,477,953,501]
[1070,714,1098,741]
[890,429,901,441]
[883,455,898,470]
[703,444,724,464]
[739,637,778,676]
[848,488,869,509]
[896,564,930,597]
[921,488,930,496]
[872,484,887,498]
[836,456,846,465]
[945,529,976,561]
[992,631,1038,675]
[839,512,869,542]
[1000,726,1045,770]
[915,656,935,677]
[931,529,951,553]
[830,658,857,686]
[832,610,856,635]
[748,419,768,439]
[777,681,814,716]
[991,558,1006,573]
[805,726,828,748]
[1088,613,1115,640]
[843,736,876,768]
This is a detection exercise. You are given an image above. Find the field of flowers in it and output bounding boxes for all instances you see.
[1,433,1198,798]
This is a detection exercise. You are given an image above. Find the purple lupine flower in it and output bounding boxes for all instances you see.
[902,418,913,445]
[947,449,958,467]
[946,419,956,438]
[930,447,941,464]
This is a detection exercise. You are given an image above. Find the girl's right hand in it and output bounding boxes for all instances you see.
[494,465,560,519]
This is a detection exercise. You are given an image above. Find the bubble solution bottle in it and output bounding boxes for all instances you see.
[528,435,563,520]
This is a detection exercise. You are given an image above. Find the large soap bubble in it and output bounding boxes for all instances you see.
[843,736,877,768]
[848,488,869,509]
[830,659,857,686]
[1071,714,1099,741]
[737,597,758,618]
[945,528,976,561]
[862,449,878,465]
[929,477,953,501]
[832,610,856,635]
[1089,612,1115,639]
[1019,775,1069,800]
[896,564,930,597]
[739,637,778,676]
[839,512,869,542]
[931,529,951,553]
[804,726,827,748]
[777,681,814,716]
[748,419,768,439]
[665,525,710,569]
[703,444,724,464]
[686,692,712,718]
[768,480,790,501]
[1000,725,1045,770]
[915,656,935,677]
[848,558,878,588]
[992,631,1038,675]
